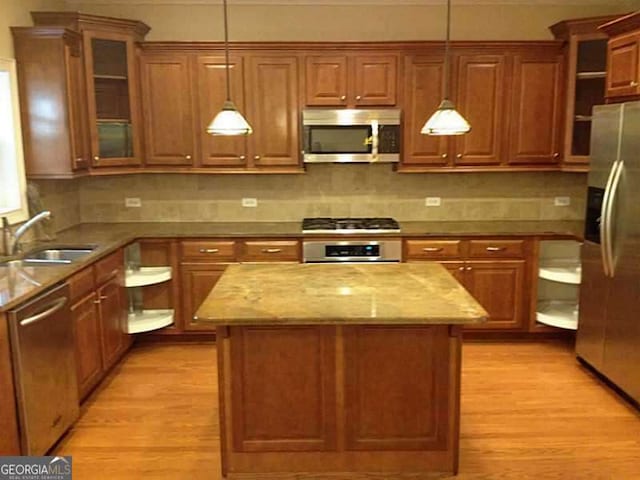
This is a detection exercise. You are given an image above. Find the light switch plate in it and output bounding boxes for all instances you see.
[125,197,142,208]
[554,196,571,207]
[242,198,258,208]
[425,197,441,207]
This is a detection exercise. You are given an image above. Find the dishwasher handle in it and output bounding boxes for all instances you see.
[19,297,68,327]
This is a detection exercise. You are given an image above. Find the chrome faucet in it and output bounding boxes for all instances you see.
[11,211,52,255]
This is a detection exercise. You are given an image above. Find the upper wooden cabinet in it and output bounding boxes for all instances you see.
[28,12,150,170]
[305,53,398,107]
[140,54,195,166]
[600,12,640,101]
[12,27,91,178]
[507,52,564,166]
[550,15,619,171]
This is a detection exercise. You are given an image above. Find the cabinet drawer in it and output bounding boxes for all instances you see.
[405,240,462,260]
[94,250,124,285]
[67,267,96,304]
[240,240,300,262]
[181,241,237,262]
[468,240,525,258]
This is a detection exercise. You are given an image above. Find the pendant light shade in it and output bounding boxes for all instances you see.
[421,99,471,136]
[421,0,471,136]
[207,0,252,136]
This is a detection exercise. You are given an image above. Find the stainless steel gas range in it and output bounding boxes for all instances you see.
[301,217,402,263]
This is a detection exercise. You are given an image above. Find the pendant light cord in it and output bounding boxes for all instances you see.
[443,0,451,100]
[223,0,231,101]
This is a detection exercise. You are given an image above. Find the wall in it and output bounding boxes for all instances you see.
[1,0,65,58]
[63,1,632,42]
[76,168,586,223]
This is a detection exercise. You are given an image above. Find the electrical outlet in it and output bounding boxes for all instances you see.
[242,198,258,208]
[554,196,571,207]
[425,197,441,207]
[125,197,142,208]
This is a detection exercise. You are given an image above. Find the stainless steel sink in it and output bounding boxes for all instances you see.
[23,246,96,264]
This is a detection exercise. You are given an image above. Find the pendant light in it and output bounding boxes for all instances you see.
[207,0,252,136]
[421,0,471,136]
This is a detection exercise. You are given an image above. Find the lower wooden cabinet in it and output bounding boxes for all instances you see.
[181,264,228,331]
[97,275,129,370]
[71,292,103,400]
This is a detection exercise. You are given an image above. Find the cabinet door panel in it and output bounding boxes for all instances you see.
[65,42,90,171]
[248,56,300,167]
[464,260,526,329]
[72,292,103,400]
[606,33,640,98]
[402,56,449,167]
[305,55,348,106]
[508,55,563,165]
[353,55,397,106]
[97,276,128,369]
[455,55,505,165]
[141,54,194,165]
[195,55,248,167]
[229,326,336,452]
[181,264,227,331]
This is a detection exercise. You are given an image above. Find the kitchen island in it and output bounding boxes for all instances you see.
[197,263,487,478]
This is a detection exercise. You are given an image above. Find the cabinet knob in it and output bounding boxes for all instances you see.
[185,154,192,160]
[100,295,108,300]
[553,152,560,158]
[93,156,100,161]
[458,267,465,272]
[239,155,246,160]
[466,266,472,271]
[340,95,347,101]
[254,155,261,160]
[441,154,448,159]
[630,81,639,87]
[93,299,101,304]
[456,154,463,159]
[355,95,362,101]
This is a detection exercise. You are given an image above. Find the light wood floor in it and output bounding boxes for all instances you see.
[54,341,640,479]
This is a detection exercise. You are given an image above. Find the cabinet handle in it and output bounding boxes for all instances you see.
[340,95,346,101]
[456,154,463,159]
[192,315,199,321]
[458,266,465,272]
[485,246,506,252]
[441,154,448,159]
[100,295,108,300]
[466,266,472,271]
[254,155,261,160]
[630,81,638,87]
[185,154,192,160]
[422,247,443,252]
[553,152,560,158]
[355,95,362,101]
[199,248,219,254]
[239,155,246,160]
[93,156,100,161]
[93,299,101,304]
[261,248,282,254]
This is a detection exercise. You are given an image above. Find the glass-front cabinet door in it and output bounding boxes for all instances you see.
[84,31,141,167]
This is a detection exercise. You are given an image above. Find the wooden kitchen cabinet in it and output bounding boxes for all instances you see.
[140,54,195,166]
[181,264,228,331]
[239,240,300,262]
[405,238,530,330]
[508,53,565,166]
[305,53,398,107]
[600,12,640,101]
[31,12,150,169]
[550,15,617,170]
[71,292,103,400]
[12,27,91,178]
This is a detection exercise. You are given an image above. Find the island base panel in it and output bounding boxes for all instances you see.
[216,325,462,477]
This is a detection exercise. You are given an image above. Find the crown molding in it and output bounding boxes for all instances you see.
[63,0,630,6]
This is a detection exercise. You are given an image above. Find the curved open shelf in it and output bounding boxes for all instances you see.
[127,309,174,334]
[536,301,578,330]
[125,266,172,288]
[539,261,581,285]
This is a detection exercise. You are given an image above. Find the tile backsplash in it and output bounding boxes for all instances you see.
[33,166,588,231]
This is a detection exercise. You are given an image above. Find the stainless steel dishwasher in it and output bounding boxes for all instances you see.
[8,282,79,455]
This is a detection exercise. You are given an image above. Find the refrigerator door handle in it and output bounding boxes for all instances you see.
[601,160,620,277]
[605,160,624,277]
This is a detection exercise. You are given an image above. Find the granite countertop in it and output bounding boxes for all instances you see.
[195,263,488,326]
[0,220,583,312]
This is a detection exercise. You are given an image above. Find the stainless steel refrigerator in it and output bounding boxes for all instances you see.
[576,101,640,405]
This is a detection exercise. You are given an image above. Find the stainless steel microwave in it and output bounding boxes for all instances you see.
[302,109,401,163]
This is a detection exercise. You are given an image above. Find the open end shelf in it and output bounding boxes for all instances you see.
[125,266,172,287]
[127,309,174,334]
[539,261,581,285]
[536,301,578,330]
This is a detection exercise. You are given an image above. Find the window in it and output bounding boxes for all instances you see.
[0,58,28,224]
